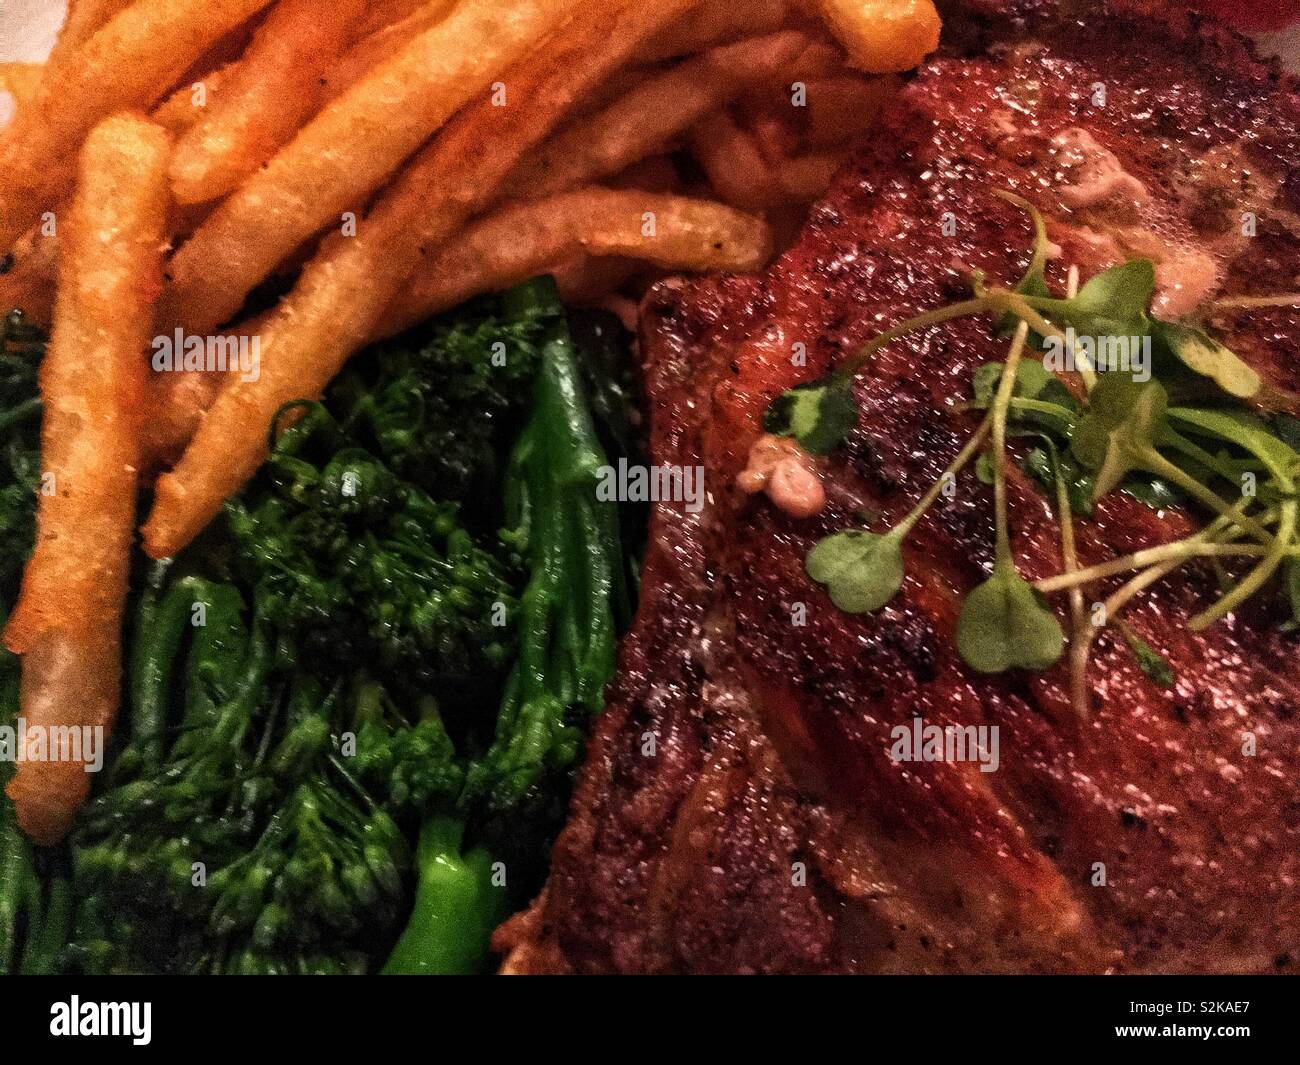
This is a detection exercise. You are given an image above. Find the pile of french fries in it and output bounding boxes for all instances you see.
[0,0,940,841]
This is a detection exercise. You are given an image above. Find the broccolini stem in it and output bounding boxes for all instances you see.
[0,800,26,974]
[129,563,200,766]
[381,814,502,975]
[18,870,70,975]
[181,583,249,730]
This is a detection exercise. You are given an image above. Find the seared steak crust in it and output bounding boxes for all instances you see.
[498,9,1300,973]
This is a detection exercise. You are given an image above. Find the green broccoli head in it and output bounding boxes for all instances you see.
[333,278,562,506]
[225,404,521,700]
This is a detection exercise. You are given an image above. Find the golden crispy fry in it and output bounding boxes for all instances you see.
[507,30,815,199]
[142,0,698,557]
[45,0,133,71]
[689,110,785,210]
[0,64,44,109]
[170,0,368,204]
[143,370,223,471]
[638,0,791,62]
[4,114,170,845]
[323,0,457,102]
[384,188,772,334]
[0,223,58,327]
[814,0,941,73]
[745,106,803,164]
[0,0,274,251]
[141,311,269,470]
[150,64,235,135]
[158,0,583,338]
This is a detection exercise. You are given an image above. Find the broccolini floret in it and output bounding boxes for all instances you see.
[332,278,561,508]
[226,401,520,700]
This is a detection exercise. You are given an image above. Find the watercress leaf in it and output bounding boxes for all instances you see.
[1167,406,1298,486]
[1068,258,1156,336]
[806,528,905,613]
[972,358,1056,409]
[1120,627,1175,688]
[1037,377,1079,414]
[975,451,995,485]
[1010,358,1054,400]
[972,363,1004,407]
[1094,387,1170,498]
[1023,446,1053,485]
[1032,258,1156,340]
[1022,438,1093,515]
[1071,376,1169,501]
[764,375,858,455]
[1151,320,1261,399]
[955,563,1065,673]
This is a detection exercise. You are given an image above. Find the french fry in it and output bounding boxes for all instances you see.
[0,0,275,252]
[745,107,803,164]
[170,0,369,204]
[44,0,134,71]
[141,312,269,470]
[0,64,44,109]
[689,110,785,210]
[813,0,941,73]
[4,113,170,845]
[384,188,773,334]
[323,0,457,102]
[142,0,698,557]
[150,64,235,135]
[638,0,791,62]
[507,30,814,200]
[158,0,584,338]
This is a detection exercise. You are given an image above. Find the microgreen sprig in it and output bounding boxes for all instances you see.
[761,192,1300,709]
[954,322,1064,673]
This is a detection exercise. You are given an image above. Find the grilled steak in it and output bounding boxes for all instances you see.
[497,4,1300,973]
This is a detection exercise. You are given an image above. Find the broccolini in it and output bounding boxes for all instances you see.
[0,278,632,975]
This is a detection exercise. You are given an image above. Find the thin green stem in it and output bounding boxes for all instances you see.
[997,292,1099,390]
[1059,263,1092,720]
[1036,541,1270,593]
[1160,432,1249,487]
[990,321,1030,567]
[1189,500,1298,630]
[1211,294,1300,309]
[842,298,992,377]
[996,190,1049,281]
[1138,448,1276,544]
[895,415,992,537]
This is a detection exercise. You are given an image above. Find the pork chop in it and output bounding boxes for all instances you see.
[497,2,1300,973]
